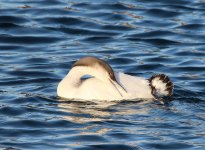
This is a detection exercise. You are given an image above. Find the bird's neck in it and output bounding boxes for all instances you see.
[67,66,108,86]
[66,66,126,96]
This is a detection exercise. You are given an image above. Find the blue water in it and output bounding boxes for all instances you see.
[0,0,205,149]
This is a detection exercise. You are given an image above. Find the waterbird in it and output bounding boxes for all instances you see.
[57,56,173,101]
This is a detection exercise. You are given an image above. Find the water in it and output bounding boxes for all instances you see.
[0,0,205,149]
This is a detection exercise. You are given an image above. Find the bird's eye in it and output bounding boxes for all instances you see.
[80,75,93,81]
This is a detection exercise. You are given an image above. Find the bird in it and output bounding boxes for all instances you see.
[57,56,173,101]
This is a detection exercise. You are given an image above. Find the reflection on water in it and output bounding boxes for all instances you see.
[58,100,150,123]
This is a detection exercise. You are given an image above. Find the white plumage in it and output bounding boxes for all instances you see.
[57,57,173,101]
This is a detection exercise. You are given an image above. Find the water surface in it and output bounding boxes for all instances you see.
[0,0,205,149]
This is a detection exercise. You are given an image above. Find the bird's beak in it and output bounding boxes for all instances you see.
[109,79,127,96]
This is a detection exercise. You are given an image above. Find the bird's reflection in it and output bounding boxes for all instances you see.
[58,100,117,123]
[58,99,151,124]
[57,99,157,139]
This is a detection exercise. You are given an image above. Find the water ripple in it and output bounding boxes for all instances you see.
[0,0,205,149]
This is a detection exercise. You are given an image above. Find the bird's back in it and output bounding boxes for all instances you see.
[115,72,154,99]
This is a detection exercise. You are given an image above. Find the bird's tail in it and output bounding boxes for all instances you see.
[149,74,173,98]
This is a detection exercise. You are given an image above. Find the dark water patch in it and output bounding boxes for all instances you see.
[83,36,114,43]
[0,78,58,86]
[0,25,59,36]
[145,9,181,18]
[161,4,199,11]
[9,95,58,105]
[108,131,135,139]
[127,38,180,46]
[8,70,55,78]
[191,80,205,87]
[0,22,20,28]
[129,30,176,38]
[3,120,51,128]
[33,0,66,6]
[46,27,119,36]
[143,38,180,46]
[102,24,133,31]
[139,0,192,5]
[0,128,51,138]
[68,135,107,142]
[108,57,136,65]
[145,122,194,130]
[101,2,137,10]
[95,49,124,55]
[142,142,193,149]
[87,12,130,21]
[144,56,178,64]
[0,45,22,50]
[192,2,205,9]
[72,2,137,11]
[3,0,66,7]
[37,17,96,27]
[25,57,50,64]
[17,8,74,16]
[175,50,205,57]
[1,141,66,150]
[176,23,205,30]
[126,63,165,73]
[0,16,29,24]
[0,106,24,116]
[135,20,177,29]
[3,118,79,129]
[0,35,62,44]
[78,144,140,150]
[179,59,205,66]
[105,120,137,127]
